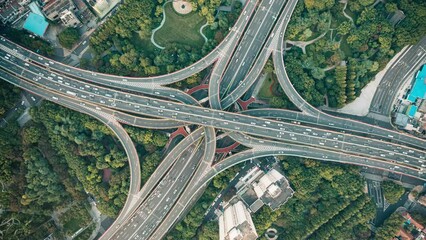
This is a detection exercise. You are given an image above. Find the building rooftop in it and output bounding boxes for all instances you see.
[407,65,426,102]
[263,183,294,211]
[249,199,264,213]
[418,195,426,207]
[219,200,258,240]
[402,212,425,231]
[395,112,409,127]
[407,105,418,118]
[0,0,21,23]
[237,166,294,213]
[23,13,49,36]
[28,1,43,16]
[394,229,414,240]
[419,100,426,113]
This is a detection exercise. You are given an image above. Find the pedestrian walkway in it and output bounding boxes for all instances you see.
[186,84,209,95]
[237,97,255,110]
[216,142,240,153]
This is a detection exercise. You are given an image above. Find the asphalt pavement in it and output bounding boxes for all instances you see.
[369,36,426,118]
[1,1,426,239]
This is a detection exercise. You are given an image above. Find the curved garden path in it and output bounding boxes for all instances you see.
[285,17,331,54]
[151,1,208,49]
[199,23,209,43]
[340,0,355,25]
[151,1,171,50]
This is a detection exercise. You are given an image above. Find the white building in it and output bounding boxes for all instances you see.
[237,167,294,212]
[253,169,285,199]
[59,9,80,27]
[219,201,258,240]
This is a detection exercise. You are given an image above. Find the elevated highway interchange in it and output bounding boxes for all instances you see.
[1,55,424,170]
[1,0,426,239]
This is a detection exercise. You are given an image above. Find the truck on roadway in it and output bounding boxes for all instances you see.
[66,91,77,96]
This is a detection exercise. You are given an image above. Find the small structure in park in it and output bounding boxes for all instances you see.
[172,0,192,15]
[265,228,278,240]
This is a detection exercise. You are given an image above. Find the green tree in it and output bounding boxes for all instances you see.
[270,96,285,108]
[311,67,325,80]
[375,212,405,240]
[337,21,352,36]
[385,3,398,14]
[58,28,80,49]
[359,0,374,7]
[22,125,42,145]
[141,151,162,184]
[382,180,405,204]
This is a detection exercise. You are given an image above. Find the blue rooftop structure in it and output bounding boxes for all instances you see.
[406,105,418,118]
[407,65,426,102]
[23,13,49,37]
[28,2,44,16]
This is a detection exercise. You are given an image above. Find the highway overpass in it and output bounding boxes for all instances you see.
[1,0,425,239]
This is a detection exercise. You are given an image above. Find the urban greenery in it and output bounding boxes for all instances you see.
[250,157,375,239]
[89,0,241,78]
[0,81,20,117]
[0,81,170,239]
[285,0,426,107]
[59,203,92,236]
[166,165,240,239]
[382,180,405,204]
[155,2,206,48]
[124,125,168,185]
[58,27,81,49]
[375,211,405,240]
[256,59,296,110]
[0,25,54,56]
[29,102,130,217]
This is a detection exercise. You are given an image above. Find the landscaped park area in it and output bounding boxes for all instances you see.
[154,2,207,48]
[88,0,241,77]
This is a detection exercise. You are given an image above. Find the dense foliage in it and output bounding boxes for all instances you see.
[89,0,240,78]
[0,79,171,238]
[251,157,375,239]
[285,0,426,107]
[29,102,131,217]
[188,0,223,24]
[0,81,20,117]
[375,211,405,239]
[0,25,54,56]
[124,125,168,185]
[58,27,80,49]
[382,180,405,204]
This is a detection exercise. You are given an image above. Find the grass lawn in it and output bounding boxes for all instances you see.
[340,35,353,57]
[154,2,206,48]
[74,223,95,240]
[130,33,158,55]
[63,218,82,234]
[258,74,276,99]
[203,26,215,40]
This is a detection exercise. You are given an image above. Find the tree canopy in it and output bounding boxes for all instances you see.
[284,0,426,108]
[58,28,80,49]
[382,180,405,204]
